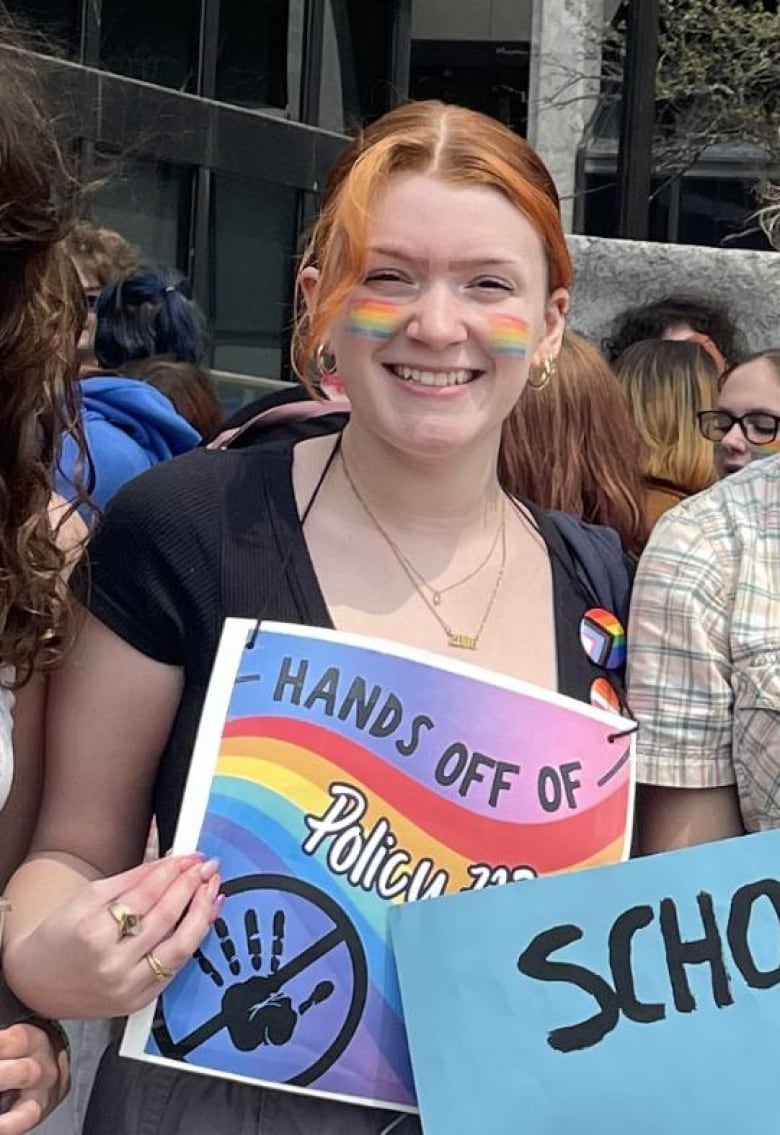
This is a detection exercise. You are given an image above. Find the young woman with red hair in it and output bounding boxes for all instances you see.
[3,101,631,1134]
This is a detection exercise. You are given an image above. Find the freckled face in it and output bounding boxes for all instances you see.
[714,359,780,478]
[324,173,567,459]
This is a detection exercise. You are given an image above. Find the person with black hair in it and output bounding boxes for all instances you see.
[55,266,202,513]
[603,293,745,374]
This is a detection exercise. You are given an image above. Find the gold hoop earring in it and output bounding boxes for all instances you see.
[315,343,338,376]
[527,354,557,391]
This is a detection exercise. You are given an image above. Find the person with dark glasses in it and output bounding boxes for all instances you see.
[698,349,780,478]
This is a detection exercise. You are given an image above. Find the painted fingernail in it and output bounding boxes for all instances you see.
[206,874,221,900]
[199,857,220,880]
[212,893,226,914]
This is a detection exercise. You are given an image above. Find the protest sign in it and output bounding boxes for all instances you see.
[391,829,780,1135]
[122,619,633,1110]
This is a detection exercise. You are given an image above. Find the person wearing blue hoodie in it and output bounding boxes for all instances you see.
[56,264,205,512]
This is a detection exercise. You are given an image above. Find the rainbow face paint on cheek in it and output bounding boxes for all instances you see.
[345,298,406,339]
[486,315,530,358]
[748,438,780,460]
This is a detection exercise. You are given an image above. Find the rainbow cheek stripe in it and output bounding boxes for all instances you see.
[750,439,780,459]
[487,315,530,358]
[346,299,405,339]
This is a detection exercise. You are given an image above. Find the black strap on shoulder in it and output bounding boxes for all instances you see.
[245,431,343,648]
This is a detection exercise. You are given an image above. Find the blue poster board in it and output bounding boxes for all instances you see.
[391,829,780,1135]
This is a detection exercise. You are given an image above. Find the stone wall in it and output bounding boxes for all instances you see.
[567,234,780,355]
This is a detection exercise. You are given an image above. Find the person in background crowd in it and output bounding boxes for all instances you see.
[64,222,141,375]
[55,265,203,513]
[604,292,745,376]
[0,27,91,1133]
[2,99,634,1135]
[631,197,780,853]
[503,330,647,558]
[698,349,780,479]
[119,357,223,441]
[614,339,717,529]
[628,455,780,852]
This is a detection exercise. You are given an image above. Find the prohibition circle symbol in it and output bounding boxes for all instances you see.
[153,873,368,1087]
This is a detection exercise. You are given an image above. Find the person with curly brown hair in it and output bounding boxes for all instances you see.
[0,26,91,1135]
[603,293,746,377]
[63,221,141,375]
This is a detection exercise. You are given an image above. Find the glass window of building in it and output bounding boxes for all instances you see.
[678,176,775,251]
[100,0,198,91]
[578,173,673,243]
[89,156,193,271]
[216,0,289,110]
[1,0,80,54]
[319,0,402,132]
[210,173,299,381]
[410,40,528,134]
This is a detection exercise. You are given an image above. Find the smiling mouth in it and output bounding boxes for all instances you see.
[386,364,483,388]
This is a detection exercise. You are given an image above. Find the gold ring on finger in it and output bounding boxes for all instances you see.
[107,901,143,941]
[145,951,173,982]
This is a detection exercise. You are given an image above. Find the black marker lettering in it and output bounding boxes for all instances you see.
[727,879,780,990]
[660,893,732,1013]
[608,905,665,1024]
[337,676,382,730]
[396,713,435,758]
[517,924,620,1052]
[273,656,308,705]
[303,666,340,715]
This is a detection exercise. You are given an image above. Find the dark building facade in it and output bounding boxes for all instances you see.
[3,0,410,401]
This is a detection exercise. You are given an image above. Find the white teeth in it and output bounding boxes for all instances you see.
[392,365,475,387]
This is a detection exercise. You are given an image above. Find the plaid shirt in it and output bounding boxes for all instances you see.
[628,456,780,832]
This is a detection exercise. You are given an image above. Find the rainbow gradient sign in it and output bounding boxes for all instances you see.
[122,620,634,1111]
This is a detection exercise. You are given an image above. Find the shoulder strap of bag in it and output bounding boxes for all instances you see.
[208,390,350,451]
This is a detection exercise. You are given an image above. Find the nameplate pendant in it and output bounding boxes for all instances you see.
[448,633,477,650]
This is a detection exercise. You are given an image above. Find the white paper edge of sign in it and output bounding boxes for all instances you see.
[118,1042,419,1113]
[121,619,252,1065]
[122,615,635,1099]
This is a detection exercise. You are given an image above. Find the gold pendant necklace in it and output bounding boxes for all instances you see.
[340,452,507,650]
[397,514,503,607]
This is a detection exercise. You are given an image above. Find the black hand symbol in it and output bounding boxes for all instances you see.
[158,874,368,1087]
[206,907,335,1051]
[223,977,334,1051]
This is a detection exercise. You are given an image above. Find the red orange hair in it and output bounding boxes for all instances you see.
[292,100,571,384]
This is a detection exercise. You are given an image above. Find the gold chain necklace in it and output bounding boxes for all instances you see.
[378,503,503,606]
[340,452,507,651]
[340,454,503,605]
